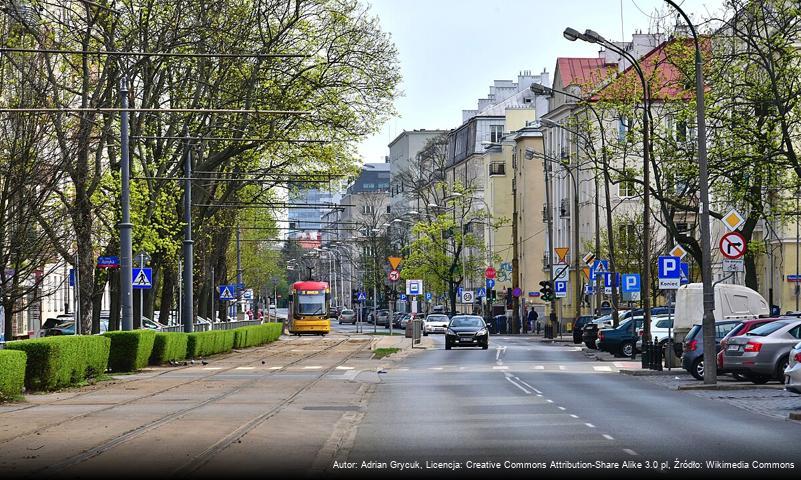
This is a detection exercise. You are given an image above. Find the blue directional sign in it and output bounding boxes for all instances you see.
[680,262,690,285]
[219,285,236,301]
[69,268,75,287]
[357,291,367,302]
[132,268,153,289]
[658,256,682,289]
[425,292,433,301]
[589,259,609,279]
[621,273,641,293]
[554,280,568,298]
[476,287,487,298]
[486,279,495,289]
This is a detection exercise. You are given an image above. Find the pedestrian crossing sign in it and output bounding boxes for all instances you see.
[219,285,236,301]
[132,268,152,289]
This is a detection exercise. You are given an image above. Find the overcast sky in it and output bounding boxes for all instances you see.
[358,0,724,163]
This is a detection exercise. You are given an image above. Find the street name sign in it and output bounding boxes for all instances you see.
[97,256,120,268]
[719,231,746,259]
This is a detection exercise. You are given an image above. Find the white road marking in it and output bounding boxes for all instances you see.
[203,367,222,370]
[570,414,579,419]
[585,423,596,428]
[536,394,543,397]
[593,366,613,372]
[335,366,354,370]
[505,377,531,394]
[303,366,322,370]
[533,365,545,370]
[558,365,567,370]
[558,406,566,411]
[492,366,509,370]
[429,367,444,370]
[268,366,282,370]
[603,434,614,440]
[546,399,554,403]
[396,368,409,371]
[516,379,541,394]
[623,449,639,456]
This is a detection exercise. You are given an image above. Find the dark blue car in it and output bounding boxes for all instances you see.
[597,317,644,357]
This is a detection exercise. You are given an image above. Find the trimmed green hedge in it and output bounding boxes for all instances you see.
[0,350,27,400]
[233,323,282,349]
[103,330,156,372]
[149,332,188,365]
[186,330,235,358]
[5,336,110,391]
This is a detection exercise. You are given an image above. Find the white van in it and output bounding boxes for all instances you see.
[673,283,769,343]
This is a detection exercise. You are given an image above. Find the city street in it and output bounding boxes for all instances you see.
[1,330,799,478]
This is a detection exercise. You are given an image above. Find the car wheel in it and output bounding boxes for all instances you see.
[620,341,634,358]
[732,372,747,381]
[585,341,597,350]
[690,357,704,381]
[338,320,342,325]
[423,330,428,336]
[777,356,790,383]
[482,343,489,350]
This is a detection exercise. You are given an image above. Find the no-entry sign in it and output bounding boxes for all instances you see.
[719,231,746,260]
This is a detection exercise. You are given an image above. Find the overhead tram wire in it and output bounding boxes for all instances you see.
[0,108,309,114]
[0,47,309,59]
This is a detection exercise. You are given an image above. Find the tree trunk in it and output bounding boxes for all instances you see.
[159,266,176,326]
[741,214,760,291]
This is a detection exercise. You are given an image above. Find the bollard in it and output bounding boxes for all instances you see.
[656,337,664,371]
[640,340,649,368]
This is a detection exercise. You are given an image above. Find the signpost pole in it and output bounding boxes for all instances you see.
[139,253,144,328]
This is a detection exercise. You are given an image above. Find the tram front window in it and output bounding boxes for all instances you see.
[296,293,326,316]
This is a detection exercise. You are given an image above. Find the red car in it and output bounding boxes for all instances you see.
[718,318,782,377]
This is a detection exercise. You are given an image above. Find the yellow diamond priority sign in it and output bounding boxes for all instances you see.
[669,244,687,259]
[722,209,745,232]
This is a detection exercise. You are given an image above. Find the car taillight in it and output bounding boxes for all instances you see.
[638,330,643,337]
[794,352,801,363]
[744,341,762,352]
[685,339,697,352]
[598,331,604,341]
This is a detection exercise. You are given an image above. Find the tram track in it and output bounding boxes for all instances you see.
[29,337,364,476]
[0,336,339,448]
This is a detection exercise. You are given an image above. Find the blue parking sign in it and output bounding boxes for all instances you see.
[425,292,432,301]
[621,273,641,293]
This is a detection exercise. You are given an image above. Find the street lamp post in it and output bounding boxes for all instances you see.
[565,27,653,343]
[664,0,716,384]
[119,78,133,331]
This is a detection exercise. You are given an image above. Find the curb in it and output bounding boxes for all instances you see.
[677,383,785,391]
[619,369,682,376]
[789,412,801,421]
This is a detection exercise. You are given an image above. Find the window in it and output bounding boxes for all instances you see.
[618,116,629,142]
[716,322,739,339]
[618,179,635,198]
[489,162,506,176]
[789,325,801,339]
[386,205,391,213]
[490,125,504,143]
[618,222,636,252]
[361,205,375,215]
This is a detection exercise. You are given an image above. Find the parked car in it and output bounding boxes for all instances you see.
[717,317,783,378]
[141,316,167,331]
[423,314,449,335]
[432,305,446,314]
[399,313,417,329]
[40,317,71,337]
[392,312,404,328]
[445,315,489,350]
[597,317,645,357]
[573,315,595,344]
[785,341,801,394]
[367,309,390,326]
[490,315,508,335]
[44,321,75,336]
[723,318,801,384]
[635,315,674,352]
[338,309,356,324]
[682,320,742,380]
[582,312,629,349]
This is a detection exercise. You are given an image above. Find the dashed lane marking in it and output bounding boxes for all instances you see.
[303,366,322,370]
[623,449,639,456]
[429,367,443,370]
[533,366,545,370]
[585,423,596,428]
[492,366,509,370]
[559,365,567,370]
[268,366,283,370]
[203,367,222,370]
[570,414,579,419]
[546,399,554,403]
[603,434,614,440]
[235,367,255,370]
[335,366,354,370]
[505,376,531,395]
[558,406,566,411]
[593,366,613,372]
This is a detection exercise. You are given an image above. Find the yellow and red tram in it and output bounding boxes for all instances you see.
[288,281,331,335]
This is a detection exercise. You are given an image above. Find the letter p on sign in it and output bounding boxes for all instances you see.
[658,256,682,280]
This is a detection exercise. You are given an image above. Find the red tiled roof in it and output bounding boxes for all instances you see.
[557,57,616,89]
[592,37,711,102]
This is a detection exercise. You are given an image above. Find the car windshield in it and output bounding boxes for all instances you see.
[296,293,326,315]
[450,316,484,328]
[427,315,448,322]
[747,320,791,336]
[342,310,354,315]
[655,318,673,329]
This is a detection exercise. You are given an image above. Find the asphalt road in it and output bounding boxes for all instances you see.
[341,334,801,477]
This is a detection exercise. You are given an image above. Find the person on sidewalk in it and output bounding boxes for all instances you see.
[535,319,541,335]
[527,309,538,335]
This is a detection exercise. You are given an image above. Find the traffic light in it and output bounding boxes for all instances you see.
[539,280,554,302]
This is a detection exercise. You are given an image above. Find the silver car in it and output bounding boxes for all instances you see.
[723,318,801,384]
[424,314,450,335]
[338,309,356,324]
[785,341,801,394]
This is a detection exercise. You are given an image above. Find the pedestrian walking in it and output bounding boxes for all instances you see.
[535,319,541,335]
[528,309,538,335]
